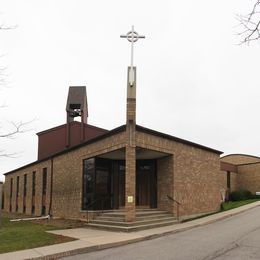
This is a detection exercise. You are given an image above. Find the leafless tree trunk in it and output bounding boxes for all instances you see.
[237,0,260,44]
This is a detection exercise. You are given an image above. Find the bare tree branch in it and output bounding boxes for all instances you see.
[0,150,20,158]
[0,119,35,158]
[0,120,34,139]
[237,1,260,44]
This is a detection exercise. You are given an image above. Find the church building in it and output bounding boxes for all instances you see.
[3,28,260,231]
[3,77,224,225]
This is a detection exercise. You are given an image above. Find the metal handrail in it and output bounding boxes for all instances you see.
[167,195,181,220]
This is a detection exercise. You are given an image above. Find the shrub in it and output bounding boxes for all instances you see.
[229,189,252,201]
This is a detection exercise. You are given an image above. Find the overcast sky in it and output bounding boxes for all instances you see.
[0,0,259,181]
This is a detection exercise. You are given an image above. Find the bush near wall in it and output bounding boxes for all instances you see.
[229,189,253,201]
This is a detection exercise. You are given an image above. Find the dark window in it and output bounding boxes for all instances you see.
[16,176,19,197]
[42,168,47,195]
[70,103,81,109]
[10,178,13,212]
[23,174,27,213]
[16,176,19,212]
[82,158,112,210]
[10,178,13,198]
[41,206,46,215]
[82,158,95,210]
[24,174,27,197]
[32,171,36,215]
[32,171,36,196]
[227,171,231,189]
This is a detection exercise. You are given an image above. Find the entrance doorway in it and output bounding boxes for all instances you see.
[82,158,157,210]
[136,160,157,208]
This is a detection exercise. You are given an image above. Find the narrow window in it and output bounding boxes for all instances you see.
[16,176,19,212]
[24,174,27,197]
[10,178,13,212]
[32,171,36,215]
[227,171,231,190]
[23,174,27,213]
[41,168,47,215]
[82,158,95,210]
[10,178,13,198]
[32,171,36,196]
[42,168,47,196]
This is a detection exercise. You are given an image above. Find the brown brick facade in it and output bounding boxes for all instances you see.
[136,131,223,217]
[220,155,260,196]
[157,156,174,213]
[4,126,225,220]
[4,160,52,216]
[237,163,260,194]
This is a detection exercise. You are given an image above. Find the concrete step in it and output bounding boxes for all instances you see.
[86,209,178,232]
[90,216,176,227]
[100,210,170,218]
[97,213,173,222]
[87,219,178,232]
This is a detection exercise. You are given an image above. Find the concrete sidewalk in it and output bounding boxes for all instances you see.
[1,201,260,260]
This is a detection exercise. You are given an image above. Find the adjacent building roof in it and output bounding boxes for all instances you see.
[221,154,260,165]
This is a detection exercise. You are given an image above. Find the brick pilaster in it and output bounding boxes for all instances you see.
[125,66,137,222]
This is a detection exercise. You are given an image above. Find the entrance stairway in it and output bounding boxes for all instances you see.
[86,209,178,232]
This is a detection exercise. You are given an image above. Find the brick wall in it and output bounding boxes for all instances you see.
[4,160,52,216]
[157,156,174,213]
[51,131,126,219]
[136,131,223,217]
[237,163,260,194]
[4,128,224,219]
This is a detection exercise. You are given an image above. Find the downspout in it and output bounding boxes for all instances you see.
[48,157,54,216]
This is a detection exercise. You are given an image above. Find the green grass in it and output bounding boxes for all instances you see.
[221,199,260,211]
[0,215,73,254]
[182,199,260,223]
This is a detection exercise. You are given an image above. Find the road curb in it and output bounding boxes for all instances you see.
[24,202,260,260]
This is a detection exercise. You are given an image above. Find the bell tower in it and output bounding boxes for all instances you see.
[66,86,88,147]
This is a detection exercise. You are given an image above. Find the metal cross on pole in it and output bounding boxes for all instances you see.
[120,26,145,86]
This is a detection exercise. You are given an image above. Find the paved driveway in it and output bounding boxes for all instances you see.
[63,206,260,260]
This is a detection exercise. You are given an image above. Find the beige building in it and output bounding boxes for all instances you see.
[3,57,260,230]
[221,154,260,196]
[3,66,228,227]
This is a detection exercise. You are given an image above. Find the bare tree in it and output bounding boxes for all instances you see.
[237,1,260,44]
[0,23,32,157]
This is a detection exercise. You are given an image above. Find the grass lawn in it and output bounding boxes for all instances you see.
[221,199,260,211]
[0,214,79,254]
[182,199,260,223]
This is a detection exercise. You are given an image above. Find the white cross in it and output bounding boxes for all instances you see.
[120,26,145,86]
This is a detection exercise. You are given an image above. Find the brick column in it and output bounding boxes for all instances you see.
[125,66,136,222]
[125,137,136,222]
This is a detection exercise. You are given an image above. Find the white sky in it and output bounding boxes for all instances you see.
[0,0,259,181]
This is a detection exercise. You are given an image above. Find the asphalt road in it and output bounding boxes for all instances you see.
[63,206,260,260]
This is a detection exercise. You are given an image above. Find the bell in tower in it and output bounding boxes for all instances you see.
[66,86,88,147]
[66,86,88,123]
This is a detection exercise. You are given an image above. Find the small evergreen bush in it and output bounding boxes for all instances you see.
[229,189,252,201]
